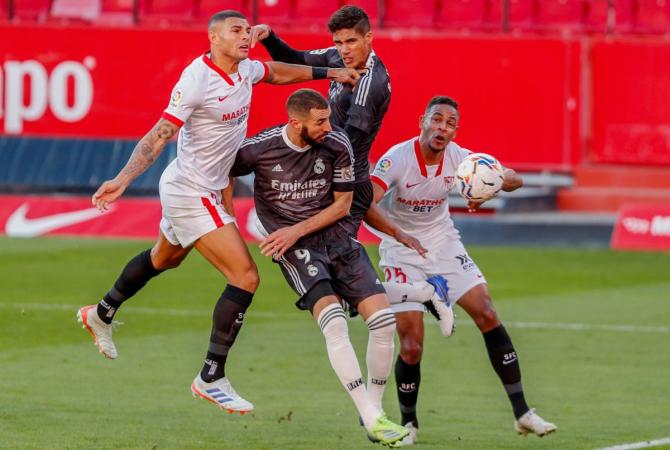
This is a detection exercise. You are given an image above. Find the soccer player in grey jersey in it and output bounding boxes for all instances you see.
[229,89,409,446]
[252,6,419,249]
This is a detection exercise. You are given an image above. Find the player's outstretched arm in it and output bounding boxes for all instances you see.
[259,191,353,258]
[365,184,428,257]
[264,61,364,86]
[92,118,177,211]
[502,168,523,192]
[251,25,310,65]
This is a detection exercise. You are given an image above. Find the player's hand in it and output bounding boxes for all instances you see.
[467,201,483,213]
[92,178,127,212]
[328,68,366,86]
[259,225,301,259]
[251,24,272,48]
[396,230,428,258]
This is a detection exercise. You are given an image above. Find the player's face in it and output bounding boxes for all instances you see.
[300,107,332,145]
[209,17,252,61]
[332,28,372,69]
[420,105,459,152]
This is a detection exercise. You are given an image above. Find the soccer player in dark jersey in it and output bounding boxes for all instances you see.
[251,6,421,250]
[229,88,408,446]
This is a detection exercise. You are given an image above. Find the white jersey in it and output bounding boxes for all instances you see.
[161,52,269,191]
[371,137,472,244]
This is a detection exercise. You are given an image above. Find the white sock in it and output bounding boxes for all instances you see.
[383,281,435,305]
[365,308,396,413]
[317,303,379,428]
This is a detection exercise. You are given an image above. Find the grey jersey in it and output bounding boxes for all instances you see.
[231,125,355,233]
[304,49,391,182]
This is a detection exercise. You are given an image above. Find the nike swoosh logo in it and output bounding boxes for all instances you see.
[218,96,228,102]
[405,182,421,188]
[502,358,518,365]
[5,203,107,237]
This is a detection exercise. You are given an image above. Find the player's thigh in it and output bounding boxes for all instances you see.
[457,283,500,332]
[275,245,331,311]
[150,230,192,270]
[194,223,259,291]
[330,239,385,312]
[311,294,343,321]
[357,293,393,321]
[436,239,487,305]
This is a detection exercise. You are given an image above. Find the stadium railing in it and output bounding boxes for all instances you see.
[4,0,670,36]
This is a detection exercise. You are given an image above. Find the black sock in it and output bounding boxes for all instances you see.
[483,325,530,419]
[201,285,254,382]
[395,355,420,427]
[97,249,163,324]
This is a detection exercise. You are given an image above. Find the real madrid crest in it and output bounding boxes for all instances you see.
[314,158,325,174]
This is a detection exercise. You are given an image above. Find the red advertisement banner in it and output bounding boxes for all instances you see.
[0,25,579,170]
[611,204,670,252]
[0,194,381,243]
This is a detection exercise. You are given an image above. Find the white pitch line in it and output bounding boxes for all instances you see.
[595,437,670,450]
[1,302,669,334]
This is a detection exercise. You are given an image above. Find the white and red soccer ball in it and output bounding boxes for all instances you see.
[456,153,504,203]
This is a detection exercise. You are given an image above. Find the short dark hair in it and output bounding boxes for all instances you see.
[286,89,329,116]
[425,96,459,112]
[208,10,246,29]
[328,6,371,35]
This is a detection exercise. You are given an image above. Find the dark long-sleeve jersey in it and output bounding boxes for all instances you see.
[261,33,391,183]
[230,125,355,234]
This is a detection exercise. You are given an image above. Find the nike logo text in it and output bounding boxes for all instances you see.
[5,203,106,237]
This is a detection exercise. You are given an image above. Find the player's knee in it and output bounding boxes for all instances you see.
[473,300,500,332]
[235,265,260,292]
[151,252,185,270]
[400,339,423,365]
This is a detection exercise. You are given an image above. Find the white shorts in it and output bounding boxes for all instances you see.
[158,163,235,247]
[379,238,486,314]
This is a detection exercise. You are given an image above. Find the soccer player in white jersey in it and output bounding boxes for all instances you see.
[76,10,362,414]
[369,96,557,444]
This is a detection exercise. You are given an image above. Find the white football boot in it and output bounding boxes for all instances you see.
[395,422,419,446]
[77,305,118,359]
[515,409,557,437]
[191,374,254,415]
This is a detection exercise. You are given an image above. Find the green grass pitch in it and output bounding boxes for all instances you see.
[1,236,669,449]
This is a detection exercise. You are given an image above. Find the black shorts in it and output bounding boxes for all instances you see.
[273,225,385,311]
[341,179,374,235]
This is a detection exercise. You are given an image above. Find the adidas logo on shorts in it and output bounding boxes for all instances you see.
[272,164,283,172]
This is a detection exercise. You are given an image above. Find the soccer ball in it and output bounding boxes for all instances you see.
[455,153,504,203]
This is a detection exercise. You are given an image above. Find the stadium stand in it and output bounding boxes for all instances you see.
[195,0,251,21]
[137,0,195,25]
[633,0,670,34]
[255,0,291,23]
[489,0,533,32]
[383,0,437,28]
[342,0,380,26]
[435,0,494,31]
[532,0,586,33]
[50,0,101,22]
[98,0,136,26]
[12,0,51,22]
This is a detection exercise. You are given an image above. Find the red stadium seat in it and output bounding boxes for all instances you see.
[12,0,52,21]
[341,0,380,27]
[533,0,586,32]
[383,0,437,28]
[138,0,194,25]
[256,0,291,23]
[584,0,612,32]
[435,0,492,31]
[195,0,251,21]
[51,0,101,21]
[97,0,135,25]
[1,0,10,20]
[489,0,534,31]
[633,0,670,33]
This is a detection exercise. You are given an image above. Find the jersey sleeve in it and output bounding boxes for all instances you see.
[161,69,202,127]
[448,141,473,167]
[329,131,355,192]
[371,147,402,193]
[346,73,390,132]
[230,141,258,177]
[303,47,338,67]
[249,59,270,85]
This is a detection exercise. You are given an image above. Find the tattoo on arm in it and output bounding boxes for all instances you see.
[118,119,177,183]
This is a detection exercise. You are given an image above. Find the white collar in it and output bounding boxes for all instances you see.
[282,125,311,153]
